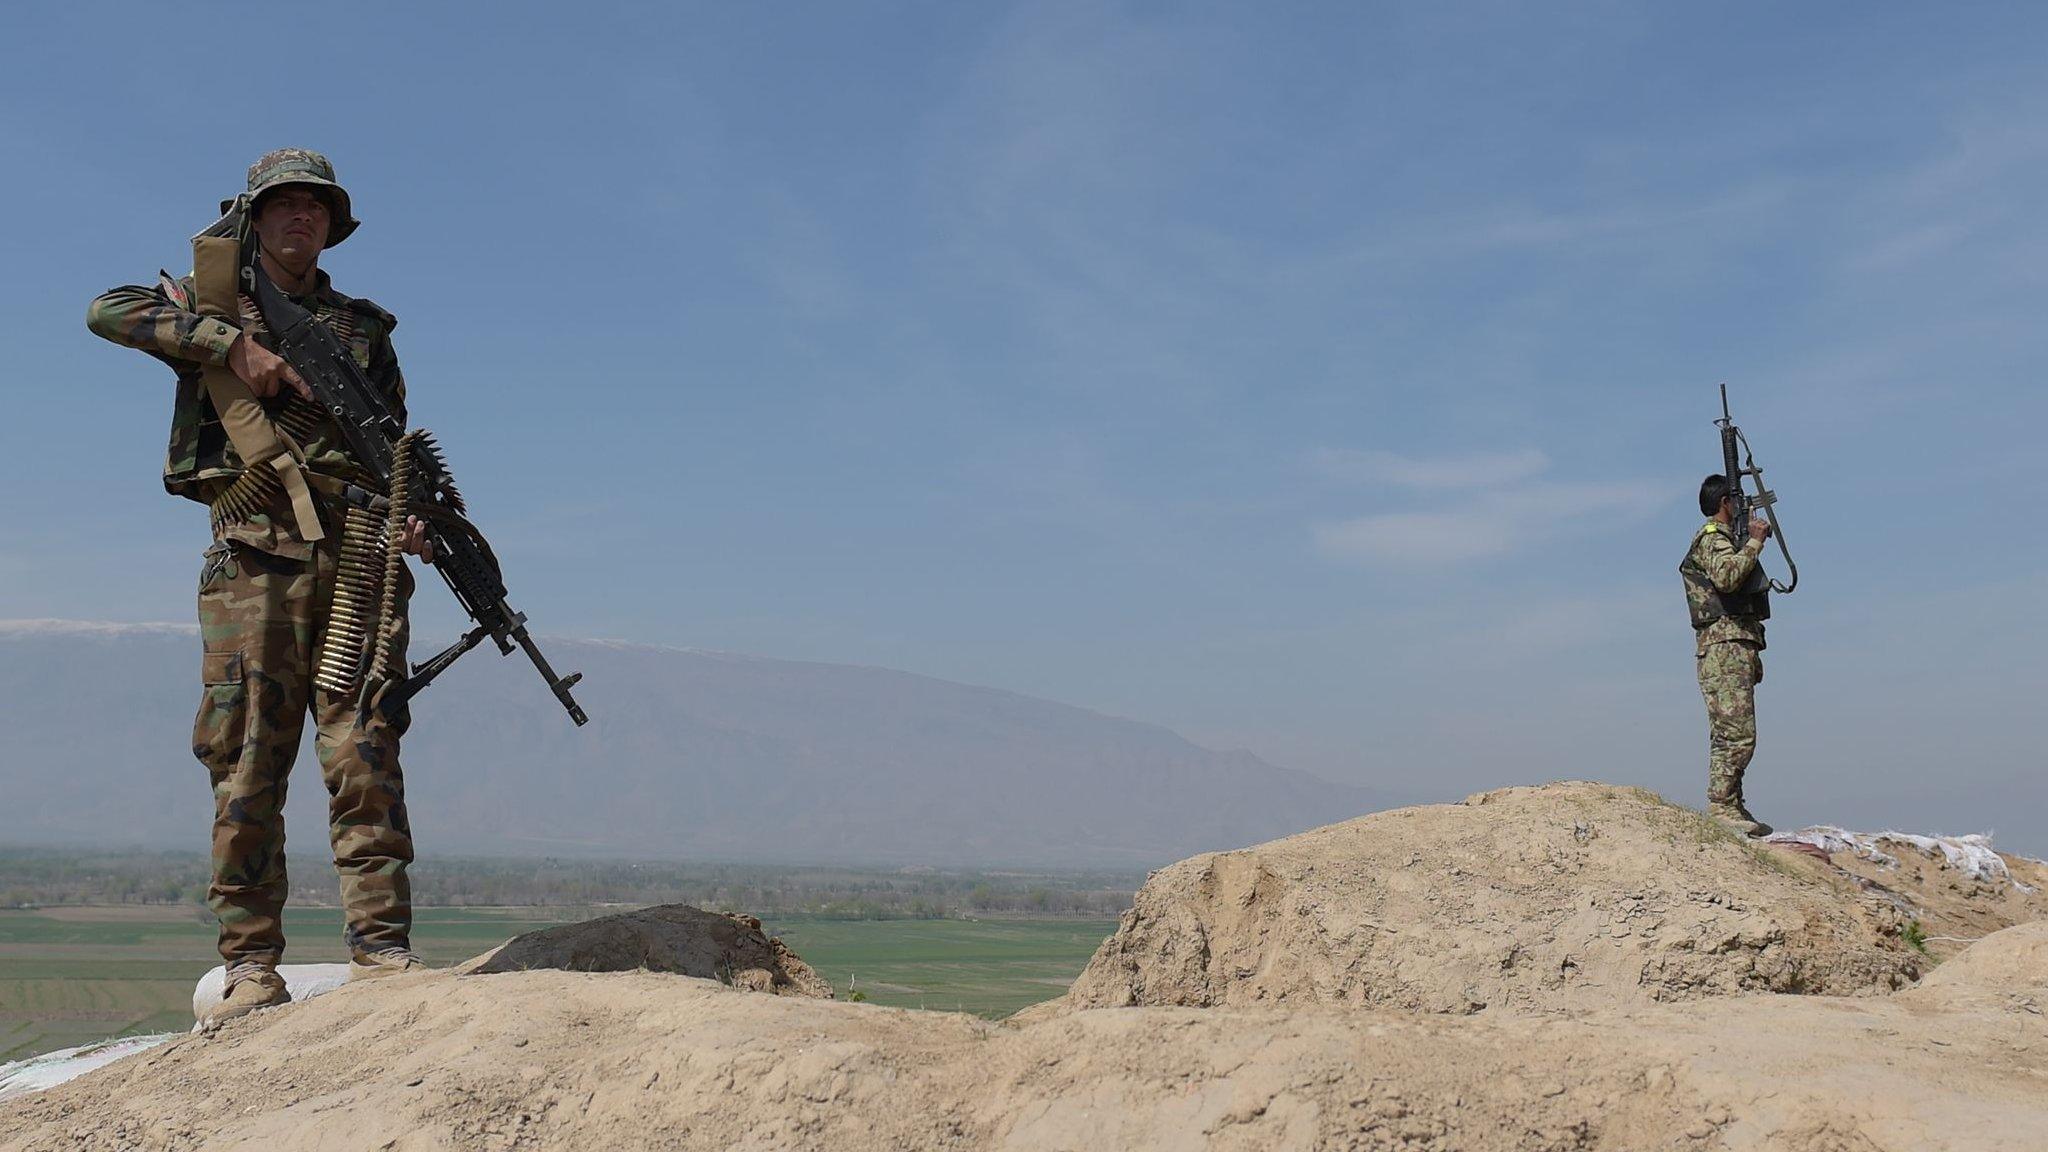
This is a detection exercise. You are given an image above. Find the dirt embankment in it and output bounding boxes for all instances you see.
[6,923,2045,1152]
[1060,782,2047,1015]
[5,782,2044,1152]
[1767,825,2048,959]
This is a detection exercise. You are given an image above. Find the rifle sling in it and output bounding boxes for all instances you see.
[190,234,326,543]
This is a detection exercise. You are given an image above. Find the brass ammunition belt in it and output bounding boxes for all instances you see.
[207,398,331,531]
[311,429,431,700]
[367,431,420,687]
[313,502,390,696]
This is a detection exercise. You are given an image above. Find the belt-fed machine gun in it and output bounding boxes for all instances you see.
[194,207,589,726]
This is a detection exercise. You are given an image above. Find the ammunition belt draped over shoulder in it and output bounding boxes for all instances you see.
[160,264,401,547]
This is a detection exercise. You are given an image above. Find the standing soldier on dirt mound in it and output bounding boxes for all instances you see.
[1681,474,1774,838]
[87,150,434,1022]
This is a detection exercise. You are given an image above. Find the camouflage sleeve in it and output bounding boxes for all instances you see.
[1696,529,1763,593]
[84,277,241,370]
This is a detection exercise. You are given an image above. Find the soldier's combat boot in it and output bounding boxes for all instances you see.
[1732,799,1773,838]
[204,961,290,1025]
[1708,798,1774,838]
[349,945,427,981]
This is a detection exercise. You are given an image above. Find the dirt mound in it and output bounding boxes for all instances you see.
[6,928,2045,1151]
[8,786,2045,1151]
[466,904,832,998]
[1903,919,2048,1011]
[1765,826,2048,961]
[1062,783,2044,1015]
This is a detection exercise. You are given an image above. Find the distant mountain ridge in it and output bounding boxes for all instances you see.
[0,620,1375,867]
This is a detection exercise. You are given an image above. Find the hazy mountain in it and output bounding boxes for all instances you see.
[0,620,1376,867]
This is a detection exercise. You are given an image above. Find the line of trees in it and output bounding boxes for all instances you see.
[0,849,1138,919]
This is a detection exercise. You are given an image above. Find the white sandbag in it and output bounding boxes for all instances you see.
[0,1033,179,1103]
[191,961,354,1020]
[1766,825,2037,892]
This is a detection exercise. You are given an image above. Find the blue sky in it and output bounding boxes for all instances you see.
[4,3,2043,847]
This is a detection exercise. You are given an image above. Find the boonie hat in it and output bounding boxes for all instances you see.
[221,148,359,247]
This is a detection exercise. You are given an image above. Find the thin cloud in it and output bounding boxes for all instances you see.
[1309,447,1550,491]
[0,618,196,637]
[1315,508,1510,566]
[1312,452,1666,569]
[1844,221,1971,273]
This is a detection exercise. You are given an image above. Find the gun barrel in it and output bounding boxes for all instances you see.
[511,624,588,726]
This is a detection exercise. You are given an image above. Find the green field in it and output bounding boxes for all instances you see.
[765,916,1115,1016]
[0,906,1115,1062]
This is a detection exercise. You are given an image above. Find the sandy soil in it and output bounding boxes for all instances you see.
[1060,783,2045,1015]
[5,782,2043,1152]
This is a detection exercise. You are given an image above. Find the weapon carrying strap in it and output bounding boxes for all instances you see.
[191,234,325,542]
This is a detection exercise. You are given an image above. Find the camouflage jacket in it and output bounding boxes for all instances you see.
[87,268,405,559]
[1683,521,1767,656]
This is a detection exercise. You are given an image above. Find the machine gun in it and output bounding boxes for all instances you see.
[1715,384,1799,595]
[201,207,588,726]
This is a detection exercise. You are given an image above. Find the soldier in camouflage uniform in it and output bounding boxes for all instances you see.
[87,150,432,1022]
[1680,474,1775,838]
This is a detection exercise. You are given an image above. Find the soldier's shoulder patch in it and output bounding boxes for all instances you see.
[345,297,397,331]
[156,271,192,310]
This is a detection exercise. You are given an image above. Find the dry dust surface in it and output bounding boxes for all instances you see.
[5,782,2045,1152]
[1061,783,2048,1013]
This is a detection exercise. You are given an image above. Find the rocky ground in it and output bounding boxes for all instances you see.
[4,782,2043,1152]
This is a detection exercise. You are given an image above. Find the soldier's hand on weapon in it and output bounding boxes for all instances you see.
[398,515,435,563]
[227,334,314,402]
[1748,517,1771,543]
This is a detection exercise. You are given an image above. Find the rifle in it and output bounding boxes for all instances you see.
[1715,384,1799,595]
[201,207,589,726]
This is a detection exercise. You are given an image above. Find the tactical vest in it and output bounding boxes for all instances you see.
[159,275,394,505]
[1679,521,1771,629]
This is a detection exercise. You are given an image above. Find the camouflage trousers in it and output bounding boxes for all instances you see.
[195,537,414,965]
[1696,639,1762,804]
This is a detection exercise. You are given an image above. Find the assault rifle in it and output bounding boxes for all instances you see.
[208,211,588,726]
[1715,384,1799,595]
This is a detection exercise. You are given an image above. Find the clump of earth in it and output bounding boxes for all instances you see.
[465,904,833,998]
[6,782,2044,1152]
